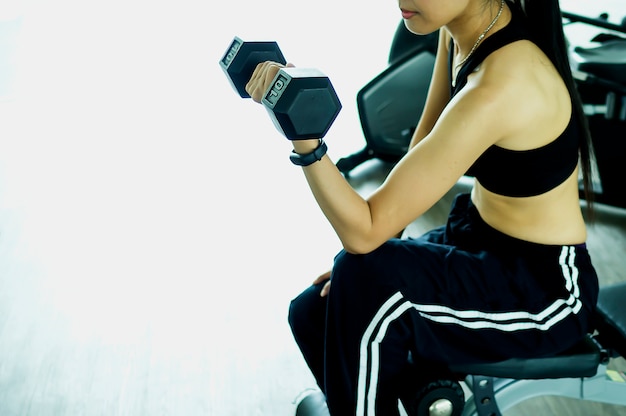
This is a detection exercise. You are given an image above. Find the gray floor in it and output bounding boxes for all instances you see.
[0,0,625,415]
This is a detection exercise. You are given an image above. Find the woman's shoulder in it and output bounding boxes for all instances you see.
[461,43,539,109]
[471,39,572,148]
[486,37,553,72]
[476,39,565,105]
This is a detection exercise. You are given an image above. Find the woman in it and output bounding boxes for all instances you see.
[246,0,599,415]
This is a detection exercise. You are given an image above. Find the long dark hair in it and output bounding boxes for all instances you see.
[512,0,596,216]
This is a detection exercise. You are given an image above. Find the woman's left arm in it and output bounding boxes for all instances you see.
[293,78,522,254]
[247,61,524,255]
[292,139,379,254]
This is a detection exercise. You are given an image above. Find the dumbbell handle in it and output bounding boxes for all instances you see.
[220,37,287,98]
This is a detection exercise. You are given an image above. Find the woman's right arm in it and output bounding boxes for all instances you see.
[409,29,452,149]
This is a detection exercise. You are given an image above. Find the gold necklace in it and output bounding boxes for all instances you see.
[453,0,505,83]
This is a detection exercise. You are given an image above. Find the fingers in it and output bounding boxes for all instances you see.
[245,61,293,103]
[312,270,332,285]
[312,270,332,298]
[320,281,331,297]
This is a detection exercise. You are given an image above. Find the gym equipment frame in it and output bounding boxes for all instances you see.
[407,282,626,416]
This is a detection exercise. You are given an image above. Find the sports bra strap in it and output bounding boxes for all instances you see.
[450,3,531,96]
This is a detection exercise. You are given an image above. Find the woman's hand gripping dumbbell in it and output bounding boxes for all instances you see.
[219,37,342,141]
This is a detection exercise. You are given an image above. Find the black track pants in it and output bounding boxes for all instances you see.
[288,193,598,416]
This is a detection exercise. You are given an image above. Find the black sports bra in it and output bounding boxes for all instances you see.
[448,4,580,197]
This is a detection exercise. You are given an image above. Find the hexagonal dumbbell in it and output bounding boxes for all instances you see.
[220,37,287,98]
[261,67,342,140]
[220,37,342,140]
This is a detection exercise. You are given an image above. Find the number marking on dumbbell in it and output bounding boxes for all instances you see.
[220,37,243,69]
[264,73,290,107]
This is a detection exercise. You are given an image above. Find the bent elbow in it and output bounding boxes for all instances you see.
[338,210,392,254]
[341,236,383,255]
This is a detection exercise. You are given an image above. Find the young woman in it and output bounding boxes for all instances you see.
[246,0,599,415]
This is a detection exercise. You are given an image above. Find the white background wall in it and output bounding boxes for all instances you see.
[1,0,623,299]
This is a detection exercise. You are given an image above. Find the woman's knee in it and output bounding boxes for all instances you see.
[288,283,328,337]
[331,242,401,290]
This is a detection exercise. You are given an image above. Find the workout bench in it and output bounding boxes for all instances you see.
[296,282,626,415]
[406,281,626,416]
